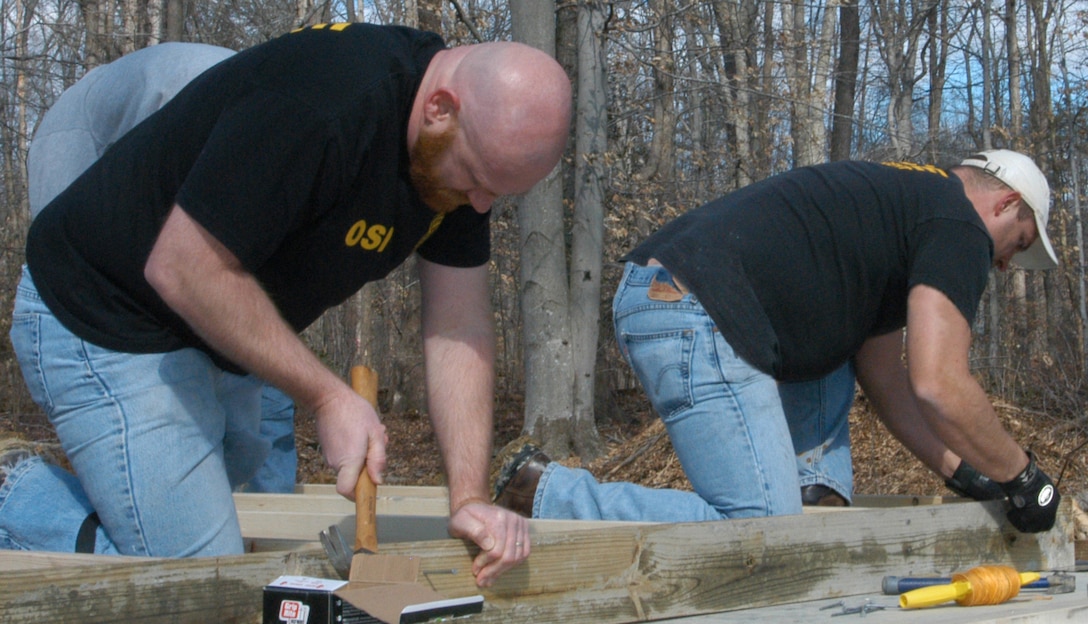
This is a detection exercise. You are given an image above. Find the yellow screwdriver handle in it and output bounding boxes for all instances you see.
[900,580,971,609]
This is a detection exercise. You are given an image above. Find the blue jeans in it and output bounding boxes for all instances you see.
[535,262,855,521]
[241,385,298,494]
[3,268,268,556]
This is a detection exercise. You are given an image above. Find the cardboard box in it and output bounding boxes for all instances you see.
[263,554,483,624]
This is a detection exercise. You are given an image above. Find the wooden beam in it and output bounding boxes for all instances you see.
[0,549,337,623]
[0,497,1074,623]
[234,489,957,544]
[234,488,642,545]
[382,498,1075,623]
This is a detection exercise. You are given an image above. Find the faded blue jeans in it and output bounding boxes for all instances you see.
[242,385,297,494]
[535,262,855,521]
[2,267,267,556]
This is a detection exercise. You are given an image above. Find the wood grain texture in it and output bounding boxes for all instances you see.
[381,498,1075,623]
[0,493,1074,623]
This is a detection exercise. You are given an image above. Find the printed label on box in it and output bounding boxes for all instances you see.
[277,599,310,623]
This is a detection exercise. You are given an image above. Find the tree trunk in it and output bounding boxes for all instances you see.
[164,0,184,43]
[830,0,859,161]
[924,1,950,163]
[635,0,676,183]
[1025,0,1061,358]
[79,0,112,69]
[782,0,834,167]
[511,0,575,457]
[710,0,757,187]
[1005,0,1033,360]
[568,0,607,460]
[872,0,924,158]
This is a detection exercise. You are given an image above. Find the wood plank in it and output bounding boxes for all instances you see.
[677,572,1088,623]
[290,483,449,498]
[0,551,150,572]
[0,548,337,623]
[234,488,947,544]
[383,498,1076,623]
[235,487,450,544]
[234,489,645,544]
[235,488,449,516]
[1,498,1073,623]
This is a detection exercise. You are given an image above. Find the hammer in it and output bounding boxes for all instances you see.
[317,365,379,577]
[349,364,379,554]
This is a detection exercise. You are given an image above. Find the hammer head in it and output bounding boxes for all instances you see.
[1045,573,1076,594]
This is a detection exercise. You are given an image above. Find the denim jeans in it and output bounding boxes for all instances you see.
[3,267,267,556]
[535,262,855,521]
[241,385,298,494]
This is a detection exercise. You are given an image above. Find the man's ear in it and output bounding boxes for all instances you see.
[997,190,1022,215]
[423,88,460,125]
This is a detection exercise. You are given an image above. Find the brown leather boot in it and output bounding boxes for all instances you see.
[492,443,550,518]
[800,484,848,507]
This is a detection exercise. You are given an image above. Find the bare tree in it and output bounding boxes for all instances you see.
[710,0,758,186]
[510,0,576,455]
[80,0,115,69]
[922,0,952,162]
[634,0,676,183]
[568,0,607,458]
[830,0,859,161]
[781,0,836,166]
[871,0,928,158]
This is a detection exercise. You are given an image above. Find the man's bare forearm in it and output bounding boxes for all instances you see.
[418,260,496,511]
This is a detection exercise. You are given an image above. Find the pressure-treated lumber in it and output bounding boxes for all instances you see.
[234,487,956,545]
[235,485,451,545]
[0,496,1074,623]
[0,548,338,623]
[235,486,640,547]
[381,498,1075,623]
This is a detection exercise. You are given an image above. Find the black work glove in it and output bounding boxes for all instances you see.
[945,459,1006,500]
[999,452,1061,533]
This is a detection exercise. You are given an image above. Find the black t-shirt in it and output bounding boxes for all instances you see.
[27,24,490,371]
[625,161,992,381]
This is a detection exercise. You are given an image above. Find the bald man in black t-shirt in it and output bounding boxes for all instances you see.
[4,23,570,587]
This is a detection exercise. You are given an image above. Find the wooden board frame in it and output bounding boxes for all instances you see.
[0,488,1075,623]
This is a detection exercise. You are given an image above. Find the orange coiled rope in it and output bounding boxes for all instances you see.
[952,565,1023,606]
[899,565,1039,609]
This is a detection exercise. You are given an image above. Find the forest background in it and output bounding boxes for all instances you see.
[2,0,1088,499]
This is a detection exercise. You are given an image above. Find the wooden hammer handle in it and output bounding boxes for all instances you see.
[350,365,379,553]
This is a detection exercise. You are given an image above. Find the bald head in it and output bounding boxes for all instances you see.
[410,41,572,200]
[452,43,572,182]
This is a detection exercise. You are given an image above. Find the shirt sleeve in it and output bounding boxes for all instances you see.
[908,217,993,325]
[174,88,346,272]
[415,205,491,267]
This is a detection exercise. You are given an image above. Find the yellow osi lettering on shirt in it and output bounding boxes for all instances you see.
[345,220,394,252]
[881,161,948,178]
[291,23,352,33]
[344,214,445,253]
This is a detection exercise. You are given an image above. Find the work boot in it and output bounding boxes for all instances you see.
[800,484,848,507]
[492,441,550,518]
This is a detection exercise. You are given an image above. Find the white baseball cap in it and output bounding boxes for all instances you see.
[959,149,1058,270]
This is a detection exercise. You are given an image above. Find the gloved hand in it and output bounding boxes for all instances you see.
[999,452,1060,533]
[945,459,1006,500]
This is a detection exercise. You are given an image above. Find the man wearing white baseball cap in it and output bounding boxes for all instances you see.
[958,149,1059,270]
[495,150,1064,538]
